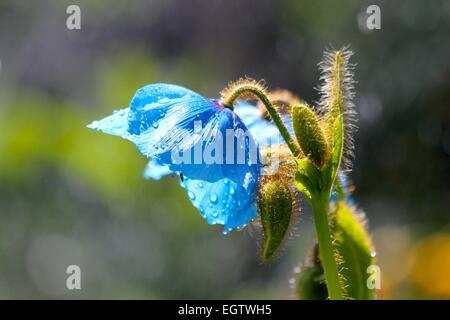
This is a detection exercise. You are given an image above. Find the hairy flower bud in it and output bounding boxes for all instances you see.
[292,103,330,168]
[258,178,295,261]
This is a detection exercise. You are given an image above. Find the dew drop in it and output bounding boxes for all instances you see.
[224,178,229,184]
[188,191,196,200]
[152,122,159,129]
[230,186,235,195]
[210,193,217,203]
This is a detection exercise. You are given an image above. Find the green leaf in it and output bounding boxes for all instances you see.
[295,158,323,200]
[330,116,343,181]
[322,115,343,190]
[333,201,375,300]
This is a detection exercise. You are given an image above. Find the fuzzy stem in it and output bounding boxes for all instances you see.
[222,85,302,157]
[311,191,344,300]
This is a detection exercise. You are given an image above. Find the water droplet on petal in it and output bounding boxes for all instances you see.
[188,191,196,200]
[230,186,235,195]
[210,193,217,203]
[152,122,159,129]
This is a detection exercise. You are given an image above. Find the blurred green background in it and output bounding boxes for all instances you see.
[0,0,449,299]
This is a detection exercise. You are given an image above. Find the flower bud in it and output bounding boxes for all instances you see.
[258,178,294,261]
[292,104,330,168]
[295,244,328,300]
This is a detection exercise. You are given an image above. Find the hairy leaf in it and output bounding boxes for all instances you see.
[333,201,375,300]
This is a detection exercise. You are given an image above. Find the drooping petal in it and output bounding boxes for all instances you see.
[181,175,258,232]
[89,83,260,184]
[88,84,263,231]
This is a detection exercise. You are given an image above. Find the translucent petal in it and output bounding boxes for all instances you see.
[181,176,258,232]
[89,84,261,184]
[87,108,131,138]
[233,101,293,146]
[88,84,263,232]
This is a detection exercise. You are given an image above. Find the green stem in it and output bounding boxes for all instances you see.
[311,192,344,300]
[222,85,302,157]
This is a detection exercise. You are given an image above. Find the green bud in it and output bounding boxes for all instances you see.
[296,264,328,300]
[292,104,330,168]
[258,178,294,261]
[296,244,328,300]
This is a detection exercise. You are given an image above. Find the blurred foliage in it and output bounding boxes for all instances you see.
[0,0,449,299]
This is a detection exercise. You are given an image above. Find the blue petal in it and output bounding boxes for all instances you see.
[87,108,131,138]
[143,160,172,180]
[233,101,294,146]
[88,84,263,232]
[181,176,258,232]
[89,84,261,184]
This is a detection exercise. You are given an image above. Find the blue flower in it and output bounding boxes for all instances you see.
[88,83,283,233]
